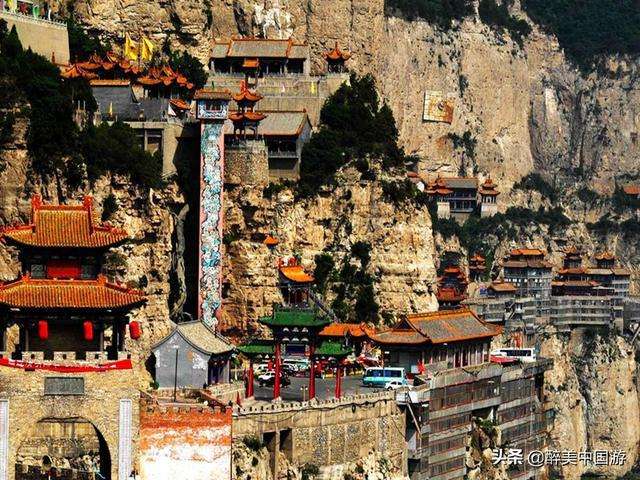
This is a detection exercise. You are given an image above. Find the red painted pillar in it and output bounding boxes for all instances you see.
[273,342,282,400]
[247,360,254,398]
[335,362,343,399]
[308,343,316,400]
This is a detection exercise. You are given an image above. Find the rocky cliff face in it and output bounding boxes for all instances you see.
[221,170,438,332]
[64,0,640,193]
[541,329,640,479]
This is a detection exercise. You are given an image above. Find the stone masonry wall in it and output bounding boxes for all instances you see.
[233,391,406,476]
[225,143,269,186]
[0,367,140,480]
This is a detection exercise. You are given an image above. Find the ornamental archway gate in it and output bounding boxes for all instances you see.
[15,417,111,480]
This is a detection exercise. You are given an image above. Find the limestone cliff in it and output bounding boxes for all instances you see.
[541,329,640,479]
[221,170,438,333]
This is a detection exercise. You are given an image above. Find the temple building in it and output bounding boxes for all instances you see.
[278,257,315,306]
[468,253,486,282]
[0,195,146,359]
[372,309,552,480]
[210,38,310,80]
[227,81,267,138]
[502,248,553,316]
[319,322,374,356]
[371,309,500,374]
[151,320,234,388]
[479,177,499,217]
[425,176,500,221]
[209,37,350,127]
[323,42,351,73]
[0,195,146,480]
[436,265,468,309]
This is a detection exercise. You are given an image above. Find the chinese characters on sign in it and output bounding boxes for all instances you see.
[492,448,627,468]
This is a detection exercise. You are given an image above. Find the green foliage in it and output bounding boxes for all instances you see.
[166,49,207,90]
[78,122,164,189]
[101,193,118,221]
[299,74,405,196]
[448,131,477,158]
[242,436,264,452]
[513,172,558,202]
[327,241,380,322]
[611,185,640,213]
[262,181,292,199]
[203,0,214,29]
[386,0,473,28]
[313,253,335,294]
[0,112,13,145]
[67,18,107,62]
[301,463,320,480]
[479,0,531,44]
[576,186,601,205]
[431,205,572,260]
[521,0,640,70]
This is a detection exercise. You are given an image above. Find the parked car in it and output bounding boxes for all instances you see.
[258,372,291,387]
[254,363,270,375]
[384,379,409,390]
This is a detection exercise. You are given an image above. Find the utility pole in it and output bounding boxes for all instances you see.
[173,348,179,402]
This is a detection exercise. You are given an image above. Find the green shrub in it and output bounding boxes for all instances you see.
[448,131,477,158]
[242,436,264,452]
[386,0,473,28]
[165,47,207,90]
[313,253,335,294]
[522,0,640,70]
[0,111,14,145]
[79,121,163,189]
[299,74,405,196]
[67,18,107,62]
[301,463,320,480]
[513,172,558,202]
[101,193,118,221]
[479,0,531,44]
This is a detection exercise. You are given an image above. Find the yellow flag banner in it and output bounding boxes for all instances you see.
[140,37,155,62]
[124,34,139,61]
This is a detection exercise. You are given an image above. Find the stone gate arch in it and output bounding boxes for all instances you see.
[14,417,111,480]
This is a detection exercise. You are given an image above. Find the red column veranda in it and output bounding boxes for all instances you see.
[247,359,254,398]
[334,362,343,399]
[273,342,282,400]
[308,343,316,400]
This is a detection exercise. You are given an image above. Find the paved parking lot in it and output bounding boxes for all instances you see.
[253,373,383,401]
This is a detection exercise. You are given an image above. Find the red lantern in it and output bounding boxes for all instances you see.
[83,321,94,341]
[38,320,48,340]
[129,321,141,340]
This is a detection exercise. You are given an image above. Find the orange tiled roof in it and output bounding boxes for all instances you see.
[229,111,267,122]
[0,274,145,310]
[320,322,374,338]
[232,81,263,103]
[371,309,501,346]
[170,98,191,111]
[61,64,98,80]
[510,248,545,257]
[489,281,517,293]
[595,251,615,261]
[479,177,499,196]
[436,287,466,302]
[263,235,279,246]
[279,265,314,283]
[324,42,351,61]
[2,195,128,249]
[623,185,640,196]
[90,79,131,87]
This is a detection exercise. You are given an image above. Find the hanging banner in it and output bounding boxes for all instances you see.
[0,357,132,372]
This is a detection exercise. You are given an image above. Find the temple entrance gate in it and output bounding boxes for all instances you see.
[15,418,111,480]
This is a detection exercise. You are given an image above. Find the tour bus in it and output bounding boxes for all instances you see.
[362,367,407,387]
[491,348,537,363]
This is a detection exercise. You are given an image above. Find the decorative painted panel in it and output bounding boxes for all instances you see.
[199,122,225,328]
[197,101,229,121]
[118,399,133,480]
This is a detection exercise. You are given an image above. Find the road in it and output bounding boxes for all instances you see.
[253,373,384,401]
